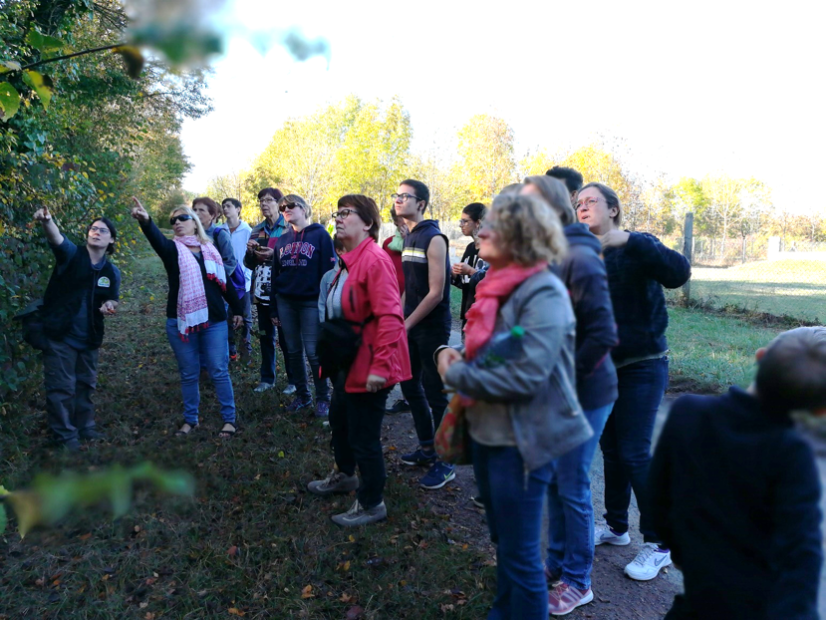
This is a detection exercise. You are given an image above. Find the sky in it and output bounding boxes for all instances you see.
[181,0,825,213]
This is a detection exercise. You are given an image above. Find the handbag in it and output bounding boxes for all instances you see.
[434,393,472,465]
[14,298,49,351]
[316,268,372,379]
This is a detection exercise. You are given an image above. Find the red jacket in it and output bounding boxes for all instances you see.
[381,236,405,294]
[341,237,411,393]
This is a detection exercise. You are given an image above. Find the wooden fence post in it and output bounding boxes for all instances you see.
[682,212,694,303]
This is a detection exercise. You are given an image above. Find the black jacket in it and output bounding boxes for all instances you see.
[451,241,481,322]
[140,218,244,321]
[603,232,690,364]
[552,223,618,410]
[650,387,822,619]
[42,243,119,349]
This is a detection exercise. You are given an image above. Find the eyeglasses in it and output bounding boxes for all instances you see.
[279,202,302,212]
[89,226,110,234]
[391,193,419,202]
[575,197,600,210]
[259,196,276,204]
[169,214,194,225]
[459,219,473,226]
[332,208,357,220]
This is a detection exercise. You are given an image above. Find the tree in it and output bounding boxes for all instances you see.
[453,114,516,204]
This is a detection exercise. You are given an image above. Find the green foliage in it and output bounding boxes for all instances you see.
[0,0,210,402]
[0,463,194,537]
[210,95,412,222]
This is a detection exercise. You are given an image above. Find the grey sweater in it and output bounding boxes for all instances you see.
[444,270,592,471]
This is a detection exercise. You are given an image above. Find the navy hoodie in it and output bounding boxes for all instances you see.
[552,223,619,410]
[269,223,336,306]
[650,387,821,619]
[603,232,690,365]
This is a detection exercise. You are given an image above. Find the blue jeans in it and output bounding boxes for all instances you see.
[166,319,236,426]
[256,303,277,384]
[473,440,552,620]
[546,403,614,590]
[227,292,253,356]
[600,356,668,542]
[276,295,329,403]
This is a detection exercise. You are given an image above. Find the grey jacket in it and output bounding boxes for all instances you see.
[444,269,592,471]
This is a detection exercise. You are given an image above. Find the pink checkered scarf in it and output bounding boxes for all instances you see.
[174,235,226,339]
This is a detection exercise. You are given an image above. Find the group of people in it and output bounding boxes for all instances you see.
[31,167,826,619]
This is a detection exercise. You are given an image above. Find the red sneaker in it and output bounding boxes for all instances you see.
[548,582,594,616]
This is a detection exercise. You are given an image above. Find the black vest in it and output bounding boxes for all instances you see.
[42,246,118,349]
[402,219,451,331]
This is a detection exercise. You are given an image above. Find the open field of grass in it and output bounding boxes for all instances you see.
[666,306,783,393]
[676,259,826,322]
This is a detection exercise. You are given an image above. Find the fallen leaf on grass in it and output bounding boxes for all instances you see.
[300,585,314,599]
[339,592,353,603]
[345,606,364,620]
[228,608,246,617]
[228,545,238,556]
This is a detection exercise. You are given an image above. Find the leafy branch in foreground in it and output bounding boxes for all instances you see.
[0,462,194,537]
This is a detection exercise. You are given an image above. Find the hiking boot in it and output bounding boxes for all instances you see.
[419,461,456,490]
[314,401,330,418]
[282,384,297,395]
[594,524,631,546]
[400,447,437,466]
[624,543,672,581]
[331,500,387,527]
[286,397,313,413]
[548,582,594,616]
[386,398,410,414]
[253,382,274,393]
[307,470,359,496]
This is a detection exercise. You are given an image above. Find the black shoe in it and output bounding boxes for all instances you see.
[386,398,410,414]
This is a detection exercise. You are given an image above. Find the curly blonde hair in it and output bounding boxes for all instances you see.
[170,206,211,245]
[488,194,568,266]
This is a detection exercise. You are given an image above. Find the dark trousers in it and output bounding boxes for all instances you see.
[400,323,450,447]
[600,356,668,542]
[277,295,329,403]
[256,302,277,384]
[227,291,253,355]
[329,373,391,508]
[43,339,99,444]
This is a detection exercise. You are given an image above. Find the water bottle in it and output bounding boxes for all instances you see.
[474,326,525,369]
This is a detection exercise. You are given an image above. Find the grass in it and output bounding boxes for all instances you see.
[0,256,493,619]
[679,259,826,322]
[666,306,783,393]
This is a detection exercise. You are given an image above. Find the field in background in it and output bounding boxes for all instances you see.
[671,259,826,323]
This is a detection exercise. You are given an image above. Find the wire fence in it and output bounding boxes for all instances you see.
[663,216,826,323]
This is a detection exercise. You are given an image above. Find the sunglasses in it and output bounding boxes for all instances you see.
[170,214,194,225]
[279,202,302,212]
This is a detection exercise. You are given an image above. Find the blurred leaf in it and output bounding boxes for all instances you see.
[281,28,330,63]
[0,83,20,120]
[129,25,222,67]
[25,29,66,54]
[4,491,42,538]
[22,71,54,111]
[0,61,22,74]
[0,504,6,534]
[112,46,144,79]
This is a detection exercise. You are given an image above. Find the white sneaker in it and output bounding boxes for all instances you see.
[253,382,274,393]
[594,524,631,546]
[282,384,296,395]
[624,542,672,580]
[331,500,387,527]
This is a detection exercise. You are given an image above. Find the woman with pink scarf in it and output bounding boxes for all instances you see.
[131,198,244,438]
[436,193,592,620]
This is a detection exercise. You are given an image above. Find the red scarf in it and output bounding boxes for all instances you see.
[464,262,548,360]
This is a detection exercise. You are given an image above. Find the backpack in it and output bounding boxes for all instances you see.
[14,299,49,351]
